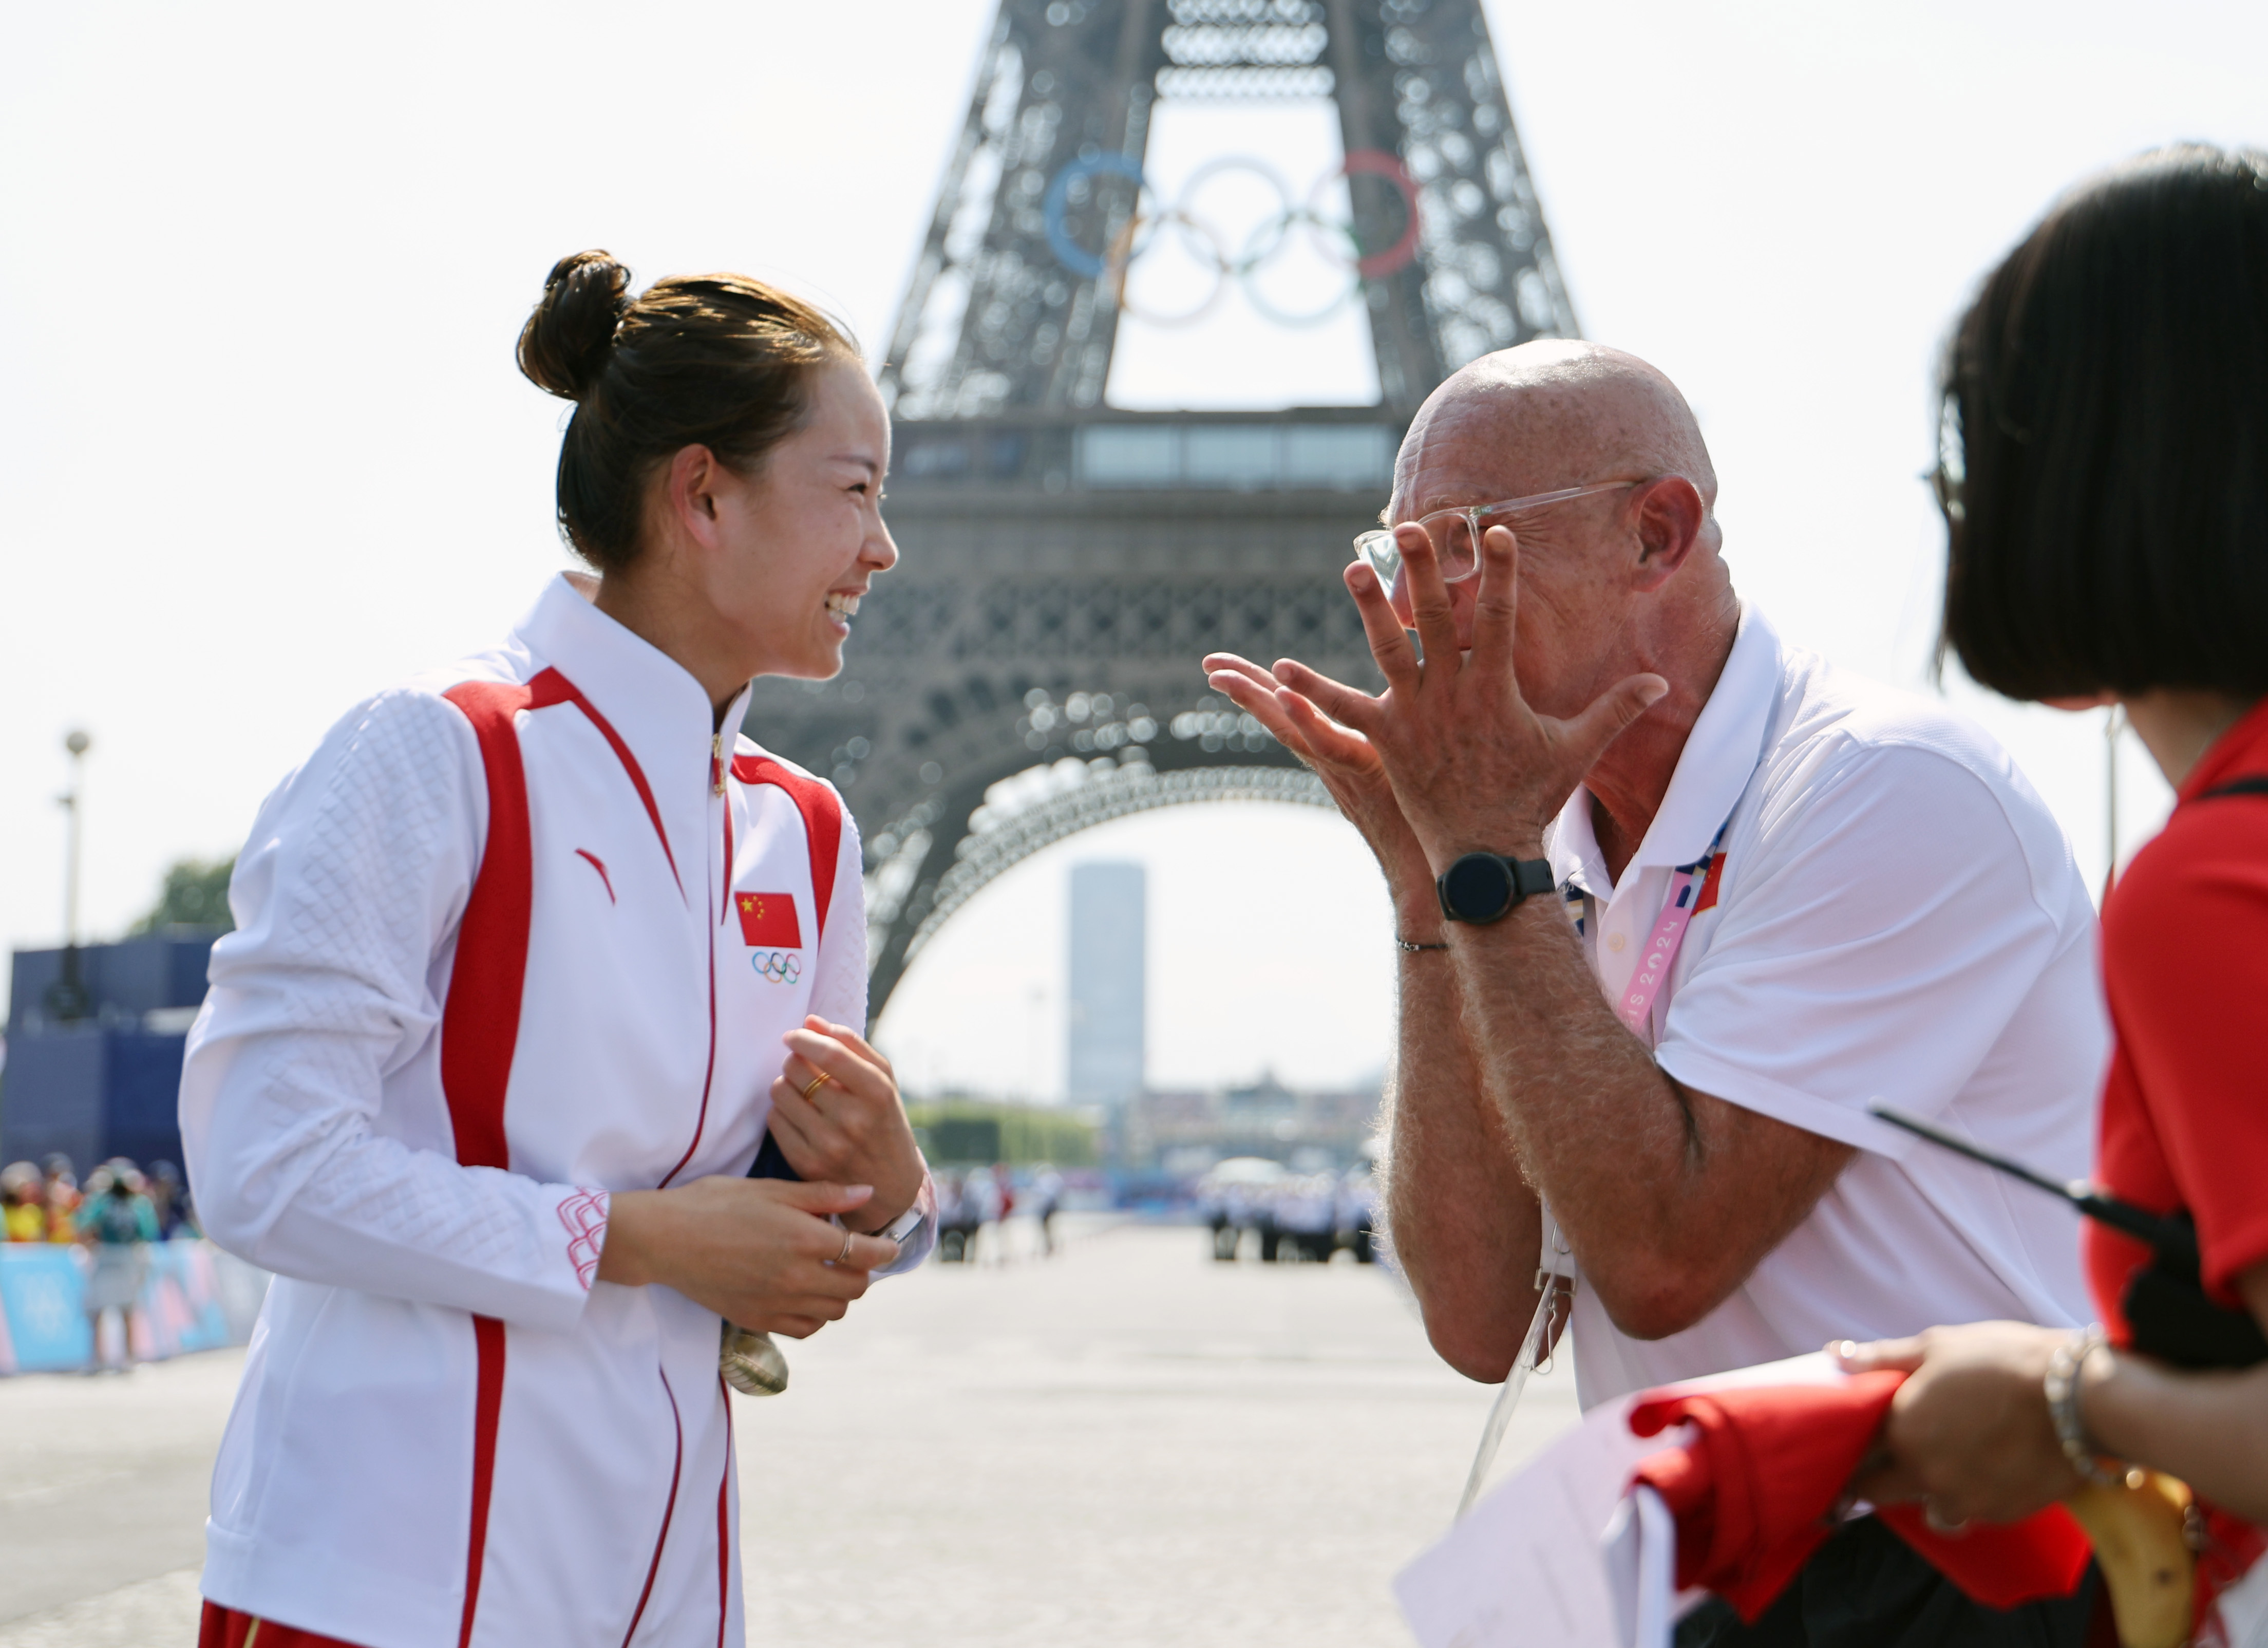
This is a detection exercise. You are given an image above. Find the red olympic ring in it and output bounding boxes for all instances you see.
[1315,149,1423,280]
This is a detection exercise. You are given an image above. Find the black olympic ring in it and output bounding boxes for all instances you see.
[751,951,802,984]
[1042,148,1422,329]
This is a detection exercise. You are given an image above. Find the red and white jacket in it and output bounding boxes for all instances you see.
[180,574,934,1648]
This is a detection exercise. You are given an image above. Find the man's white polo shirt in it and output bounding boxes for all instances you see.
[1547,603,2104,1408]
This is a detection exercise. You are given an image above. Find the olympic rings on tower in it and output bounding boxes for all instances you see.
[1040,148,1422,329]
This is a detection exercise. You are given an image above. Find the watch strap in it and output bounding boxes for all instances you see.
[878,1203,927,1244]
[1437,853,1556,923]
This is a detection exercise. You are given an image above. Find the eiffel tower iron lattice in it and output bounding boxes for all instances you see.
[741,0,1576,1016]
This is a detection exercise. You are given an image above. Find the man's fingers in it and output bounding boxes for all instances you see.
[1344,560,1420,686]
[1275,689,1379,770]
[1208,669,1314,758]
[1272,660,1384,737]
[1202,653,1278,691]
[1559,671,1669,767]
[1466,524,1521,678]
[1395,523,1463,676]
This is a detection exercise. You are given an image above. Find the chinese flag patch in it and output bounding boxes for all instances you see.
[735,891,802,948]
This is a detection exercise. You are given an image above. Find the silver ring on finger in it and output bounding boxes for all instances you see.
[835,1231,854,1265]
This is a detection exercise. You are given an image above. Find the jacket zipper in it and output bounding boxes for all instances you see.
[659,732,727,1189]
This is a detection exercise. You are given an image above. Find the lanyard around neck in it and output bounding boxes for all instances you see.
[1610,819,1732,1037]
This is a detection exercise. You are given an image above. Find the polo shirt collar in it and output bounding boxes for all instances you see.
[1548,601,1782,902]
[513,572,754,844]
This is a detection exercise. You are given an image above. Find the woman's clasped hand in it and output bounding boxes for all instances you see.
[596,1176,900,1342]
[765,1015,928,1233]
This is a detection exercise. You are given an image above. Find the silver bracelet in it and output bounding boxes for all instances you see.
[1394,937,1450,953]
[2044,1324,2125,1487]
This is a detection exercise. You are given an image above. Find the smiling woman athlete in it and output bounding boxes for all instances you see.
[180,251,934,1648]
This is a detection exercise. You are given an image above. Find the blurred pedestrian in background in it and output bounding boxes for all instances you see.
[2,1161,44,1242]
[78,1160,156,1373]
[1840,143,2268,1646]
[935,1170,978,1262]
[40,1154,79,1244]
[967,1164,1006,1263]
[145,1159,197,1239]
[1030,1165,1064,1257]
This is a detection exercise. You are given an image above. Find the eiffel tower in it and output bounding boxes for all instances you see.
[743,0,1576,1014]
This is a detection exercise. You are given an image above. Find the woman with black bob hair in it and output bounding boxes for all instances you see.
[1838,145,2268,1645]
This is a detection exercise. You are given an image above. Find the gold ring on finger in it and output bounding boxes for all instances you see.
[800,1071,834,1102]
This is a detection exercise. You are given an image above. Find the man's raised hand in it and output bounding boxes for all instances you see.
[1202,650,1434,900]
[1340,520,1666,866]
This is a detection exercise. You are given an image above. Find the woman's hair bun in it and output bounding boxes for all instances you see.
[517,250,631,400]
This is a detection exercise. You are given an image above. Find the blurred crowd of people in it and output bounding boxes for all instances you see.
[933,1164,1065,1263]
[2,1152,200,1372]
[1198,1163,1377,1265]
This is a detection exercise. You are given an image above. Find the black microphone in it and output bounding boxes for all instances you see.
[1870,1103,2265,1370]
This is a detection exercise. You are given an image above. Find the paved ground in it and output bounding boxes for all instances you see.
[0,1220,1581,1645]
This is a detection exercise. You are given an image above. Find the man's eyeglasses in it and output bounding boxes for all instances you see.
[1353,480,1645,594]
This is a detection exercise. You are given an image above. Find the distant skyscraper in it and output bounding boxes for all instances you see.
[1067,862,1145,1106]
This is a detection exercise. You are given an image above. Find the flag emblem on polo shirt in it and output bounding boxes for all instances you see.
[735,891,801,948]
[1691,851,1729,914]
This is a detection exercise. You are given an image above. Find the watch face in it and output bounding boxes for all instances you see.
[1442,854,1514,923]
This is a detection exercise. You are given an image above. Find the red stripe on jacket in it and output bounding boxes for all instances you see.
[438,667,685,1647]
[731,755,843,934]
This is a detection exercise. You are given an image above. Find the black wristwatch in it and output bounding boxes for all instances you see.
[1437,853,1556,924]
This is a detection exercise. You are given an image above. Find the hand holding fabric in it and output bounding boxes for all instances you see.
[1627,1374,2091,1623]
[1835,1323,2086,1523]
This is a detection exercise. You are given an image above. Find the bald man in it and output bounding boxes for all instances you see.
[1208,345,2105,1645]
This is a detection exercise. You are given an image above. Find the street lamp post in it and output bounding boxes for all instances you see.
[48,729,92,1021]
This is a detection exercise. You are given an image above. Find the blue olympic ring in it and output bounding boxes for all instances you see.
[751,951,803,985]
[1044,153,1150,279]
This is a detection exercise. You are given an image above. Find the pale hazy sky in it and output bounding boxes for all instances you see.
[5,2,2262,1096]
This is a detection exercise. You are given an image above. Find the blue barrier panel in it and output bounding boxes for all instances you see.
[0,1246,95,1371]
[0,1239,259,1372]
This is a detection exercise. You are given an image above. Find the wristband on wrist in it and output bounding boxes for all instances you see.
[2044,1324,2126,1487]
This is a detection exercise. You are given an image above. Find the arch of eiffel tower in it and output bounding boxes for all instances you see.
[742,0,1575,1015]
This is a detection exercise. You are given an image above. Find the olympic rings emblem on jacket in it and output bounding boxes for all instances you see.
[751,951,802,985]
[1041,148,1422,329]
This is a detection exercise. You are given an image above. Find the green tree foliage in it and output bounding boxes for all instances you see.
[129,856,236,934]
[905,1100,1097,1167]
